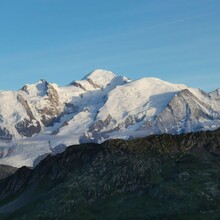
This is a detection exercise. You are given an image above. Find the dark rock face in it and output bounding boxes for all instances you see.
[17,94,35,120]
[87,78,102,89]
[0,129,220,219]
[0,115,3,123]
[70,77,103,91]
[39,84,61,127]
[89,114,114,133]
[15,119,41,137]
[70,81,87,91]
[16,94,41,137]
[0,165,17,180]
[0,127,12,140]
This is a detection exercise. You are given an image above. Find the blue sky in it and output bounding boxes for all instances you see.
[0,0,219,91]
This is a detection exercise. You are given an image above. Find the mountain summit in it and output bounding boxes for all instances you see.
[0,69,220,168]
[82,69,116,87]
[71,69,129,91]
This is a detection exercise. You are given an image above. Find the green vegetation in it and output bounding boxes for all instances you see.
[0,130,220,219]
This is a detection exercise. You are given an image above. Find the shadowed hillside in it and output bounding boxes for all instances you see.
[0,129,220,219]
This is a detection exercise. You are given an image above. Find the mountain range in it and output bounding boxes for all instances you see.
[0,69,220,168]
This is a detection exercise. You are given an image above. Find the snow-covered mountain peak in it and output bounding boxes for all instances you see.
[82,69,116,80]
[131,77,187,91]
[0,70,220,168]
[70,69,130,91]
[82,69,117,88]
[20,79,49,97]
[94,77,184,123]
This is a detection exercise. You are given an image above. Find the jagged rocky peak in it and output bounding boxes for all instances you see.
[209,88,220,100]
[71,69,130,91]
[20,79,49,96]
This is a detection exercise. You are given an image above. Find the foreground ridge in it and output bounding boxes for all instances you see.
[0,129,220,218]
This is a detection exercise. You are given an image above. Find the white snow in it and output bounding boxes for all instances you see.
[96,77,186,124]
[82,69,116,88]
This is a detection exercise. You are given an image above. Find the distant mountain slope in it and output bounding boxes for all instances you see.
[0,69,219,168]
[0,129,220,219]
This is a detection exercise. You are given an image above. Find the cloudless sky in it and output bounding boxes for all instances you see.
[0,0,220,91]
